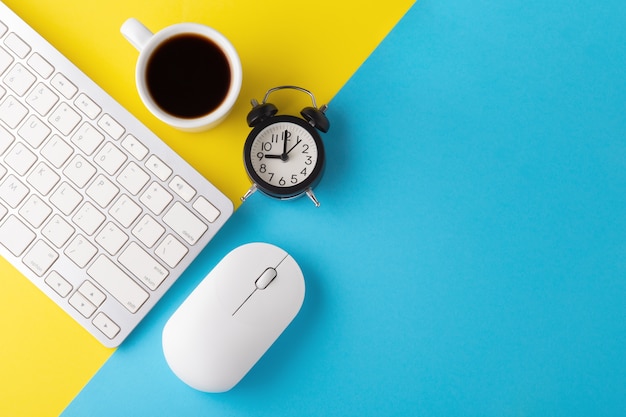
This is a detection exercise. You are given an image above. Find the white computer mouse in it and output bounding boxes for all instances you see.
[162,242,305,393]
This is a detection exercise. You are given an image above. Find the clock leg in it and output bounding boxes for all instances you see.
[306,189,320,207]
[240,184,257,202]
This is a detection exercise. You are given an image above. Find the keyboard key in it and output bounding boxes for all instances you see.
[27,53,54,78]
[122,134,148,160]
[169,175,196,202]
[49,102,81,135]
[86,174,119,208]
[72,201,106,235]
[20,115,51,148]
[50,181,83,215]
[3,63,36,96]
[0,174,29,208]
[78,280,106,307]
[140,182,172,215]
[23,239,58,276]
[87,255,149,313]
[119,242,169,291]
[0,215,36,256]
[117,161,149,195]
[18,115,52,148]
[40,134,73,168]
[50,73,77,99]
[42,214,75,248]
[27,162,60,195]
[145,154,172,181]
[108,194,141,227]
[94,141,127,175]
[132,214,165,248]
[69,291,97,318]
[93,312,120,339]
[19,194,52,228]
[4,142,37,175]
[63,154,96,188]
[74,93,101,119]
[155,234,188,268]
[64,234,97,268]
[193,196,221,223]
[0,95,28,128]
[71,122,104,155]
[163,201,207,245]
[26,83,58,116]
[45,271,72,297]
[98,113,124,139]
[95,221,128,255]
[4,33,31,58]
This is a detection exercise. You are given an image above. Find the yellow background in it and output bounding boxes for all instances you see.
[0,0,414,415]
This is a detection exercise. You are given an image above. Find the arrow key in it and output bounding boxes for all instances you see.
[45,271,72,297]
[78,280,106,307]
[69,291,96,318]
[93,312,120,340]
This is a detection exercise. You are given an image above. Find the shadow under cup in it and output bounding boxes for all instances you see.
[145,33,234,121]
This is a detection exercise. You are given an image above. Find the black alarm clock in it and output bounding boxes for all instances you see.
[241,86,330,207]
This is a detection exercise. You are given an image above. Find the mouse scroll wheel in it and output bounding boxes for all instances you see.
[255,267,277,290]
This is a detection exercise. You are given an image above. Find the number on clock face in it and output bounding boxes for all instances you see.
[250,121,318,188]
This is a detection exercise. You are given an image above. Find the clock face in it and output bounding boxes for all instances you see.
[245,116,324,198]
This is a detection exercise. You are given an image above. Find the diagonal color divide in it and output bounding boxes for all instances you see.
[0,1,415,416]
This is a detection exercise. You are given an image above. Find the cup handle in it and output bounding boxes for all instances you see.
[121,18,153,51]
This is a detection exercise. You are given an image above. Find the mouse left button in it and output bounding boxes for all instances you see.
[255,267,277,290]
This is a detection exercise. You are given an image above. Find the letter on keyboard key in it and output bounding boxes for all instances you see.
[0,174,29,208]
[0,95,28,128]
[27,162,60,195]
[50,182,83,215]
[163,201,207,245]
[87,255,149,313]
[0,215,36,256]
[4,143,36,176]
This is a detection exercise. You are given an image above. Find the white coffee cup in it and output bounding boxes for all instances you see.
[121,18,242,131]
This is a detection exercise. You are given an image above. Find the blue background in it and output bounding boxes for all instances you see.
[63,0,626,415]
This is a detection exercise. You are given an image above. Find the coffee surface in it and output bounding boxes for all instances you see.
[146,34,231,119]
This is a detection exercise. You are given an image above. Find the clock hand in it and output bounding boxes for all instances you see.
[277,129,292,161]
[264,154,282,159]
[281,129,289,159]
[286,138,302,155]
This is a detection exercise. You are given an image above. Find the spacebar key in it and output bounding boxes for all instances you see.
[87,255,149,313]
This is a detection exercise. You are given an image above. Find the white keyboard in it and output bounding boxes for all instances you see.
[0,2,233,347]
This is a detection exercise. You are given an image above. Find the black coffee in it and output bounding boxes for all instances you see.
[146,34,231,119]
